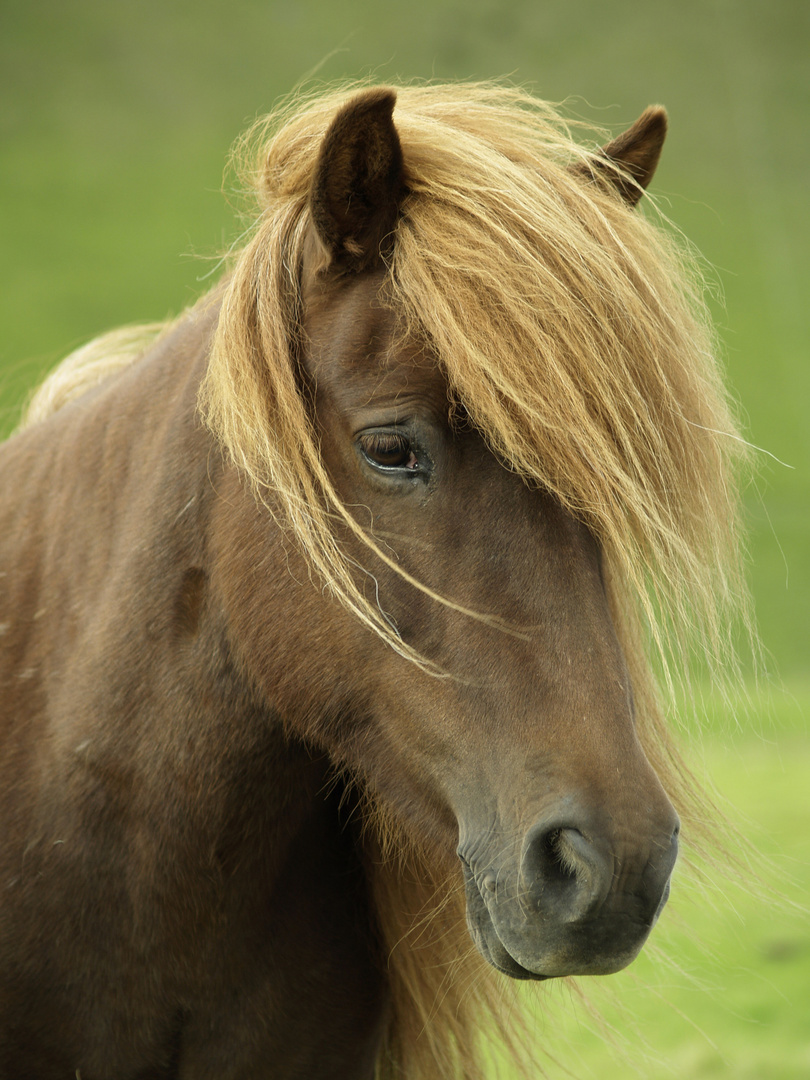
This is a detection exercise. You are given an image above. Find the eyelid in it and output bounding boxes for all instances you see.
[365,431,407,453]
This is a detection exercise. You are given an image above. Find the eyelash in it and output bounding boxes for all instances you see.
[358,431,420,472]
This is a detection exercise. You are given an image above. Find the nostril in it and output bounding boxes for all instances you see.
[522,821,614,922]
[647,821,679,899]
[541,828,584,884]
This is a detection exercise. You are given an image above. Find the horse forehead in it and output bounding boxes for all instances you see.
[304,272,448,409]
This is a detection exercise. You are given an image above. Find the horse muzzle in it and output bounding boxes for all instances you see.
[458,808,680,980]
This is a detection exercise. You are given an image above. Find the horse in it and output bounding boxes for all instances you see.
[0,83,750,1078]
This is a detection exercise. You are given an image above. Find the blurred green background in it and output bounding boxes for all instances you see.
[1,0,807,1075]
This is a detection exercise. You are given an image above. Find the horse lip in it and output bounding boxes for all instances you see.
[460,855,550,980]
[464,900,549,982]
[484,948,550,982]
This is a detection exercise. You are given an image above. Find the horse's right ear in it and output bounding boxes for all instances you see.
[574,106,668,208]
[309,88,407,273]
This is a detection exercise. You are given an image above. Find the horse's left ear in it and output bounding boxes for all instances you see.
[576,106,668,208]
[309,88,407,272]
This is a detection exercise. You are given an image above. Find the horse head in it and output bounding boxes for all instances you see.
[217,88,681,980]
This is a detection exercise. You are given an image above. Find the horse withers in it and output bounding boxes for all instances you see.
[0,85,748,1078]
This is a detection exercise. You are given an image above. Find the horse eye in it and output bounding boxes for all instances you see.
[359,432,419,471]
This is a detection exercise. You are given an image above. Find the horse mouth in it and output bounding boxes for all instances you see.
[460,856,655,981]
[466,915,550,981]
[460,859,549,981]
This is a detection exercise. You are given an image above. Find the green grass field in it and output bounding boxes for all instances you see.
[1,1,807,1074]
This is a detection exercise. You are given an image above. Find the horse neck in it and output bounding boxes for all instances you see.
[0,301,332,871]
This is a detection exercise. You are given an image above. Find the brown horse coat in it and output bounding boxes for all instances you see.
[0,85,750,1079]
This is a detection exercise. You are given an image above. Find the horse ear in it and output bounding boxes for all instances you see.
[309,88,407,272]
[576,106,668,208]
